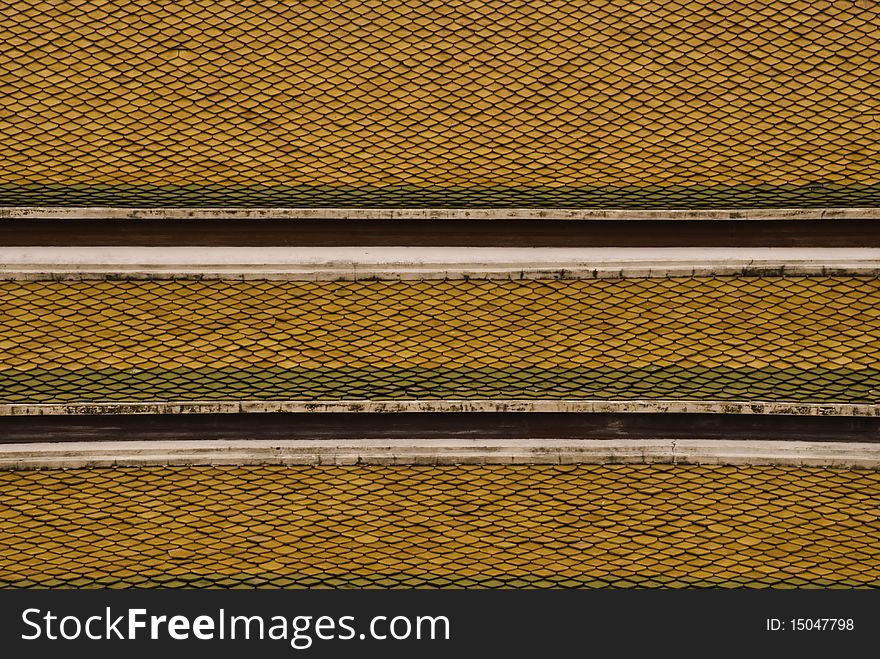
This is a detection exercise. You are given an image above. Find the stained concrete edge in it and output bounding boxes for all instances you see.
[2,399,878,417]
[2,206,880,221]
[2,246,880,280]
[0,439,876,470]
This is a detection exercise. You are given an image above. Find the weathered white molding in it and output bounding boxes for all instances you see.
[2,246,879,280]
[0,439,876,470]
[2,399,877,417]
[2,206,879,221]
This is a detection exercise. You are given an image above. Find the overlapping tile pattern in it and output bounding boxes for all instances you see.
[0,465,876,588]
[1,277,878,404]
[1,1,879,207]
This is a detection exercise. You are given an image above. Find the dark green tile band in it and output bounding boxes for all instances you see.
[5,572,872,589]
[2,183,880,209]
[2,366,878,404]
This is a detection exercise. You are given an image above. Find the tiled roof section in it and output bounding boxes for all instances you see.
[1,464,877,588]
[1,276,878,404]
[1,0,878,208]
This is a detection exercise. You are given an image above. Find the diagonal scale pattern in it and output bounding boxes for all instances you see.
[1,276,878,405]
[0,465,877,588]
[1,0,879,208]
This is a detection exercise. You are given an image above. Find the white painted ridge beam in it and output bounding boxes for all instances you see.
[2,246,879,280]
[2,207,879,221]
[2,399,878,417]
[0,439,877,470]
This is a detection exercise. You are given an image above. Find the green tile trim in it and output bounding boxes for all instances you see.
[2,365,877,404]
[2,183,880,209]
[4,572,875,589]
